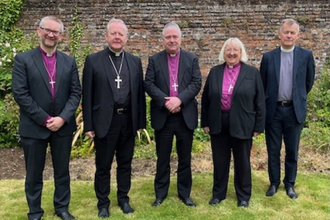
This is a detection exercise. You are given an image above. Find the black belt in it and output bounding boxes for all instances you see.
[277,100,293,106]
[114,107,129,114]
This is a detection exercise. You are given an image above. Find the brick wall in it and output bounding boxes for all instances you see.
[19,0,330,78]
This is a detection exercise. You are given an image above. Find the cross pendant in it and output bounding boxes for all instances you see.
[49,80,56,89]
[228,84,233,93]
[115,75,122,89]
[172,82,178,91]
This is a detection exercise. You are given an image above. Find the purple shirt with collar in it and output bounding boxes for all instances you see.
[40,47,57,125]
[221,62,241,111]
[167,50,180,97]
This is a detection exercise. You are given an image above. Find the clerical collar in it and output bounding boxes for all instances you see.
[226,62,241,69]
[39,46,56,57]
[108,47,123,57]
[168,49,180,58]
[281,46,295,53]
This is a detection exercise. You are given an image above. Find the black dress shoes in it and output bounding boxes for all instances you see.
[152,198,164,207]
[119,203,134,214]
[237,200,249,208]
[180,197,196,207]
[266,185,278,196]
[209,198,221,205]
[286,186,298,199]
[55,211,75,220]
[98,208,110,218]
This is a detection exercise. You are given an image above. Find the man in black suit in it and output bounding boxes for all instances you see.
[145,21,202,207]
[82,18,146,217]
[260,18,315,199]
[12,16,81,220]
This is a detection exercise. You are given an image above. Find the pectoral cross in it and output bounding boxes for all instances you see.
[49,79,56,89]
[172,82,178,91]
[115,75,122,89]
[228,84,234,93]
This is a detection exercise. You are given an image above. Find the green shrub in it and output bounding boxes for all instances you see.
[302,58,330,151]
[0,94,19,147]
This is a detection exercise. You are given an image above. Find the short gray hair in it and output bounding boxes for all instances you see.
[162,21,182,37]
[218,37,248,63]
[279,18,300,32]
[39,16,64,33]
[106,18,128,35]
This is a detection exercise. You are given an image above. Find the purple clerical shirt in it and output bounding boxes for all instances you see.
[40,47,57,98]
[40,47,57,125]
[221,62,241,111]
[167,51,180,97]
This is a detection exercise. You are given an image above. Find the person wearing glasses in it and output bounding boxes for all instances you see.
[82,18,146,217]
[12,16,81,220]
[144,21,202,208]
[201,38,265,208]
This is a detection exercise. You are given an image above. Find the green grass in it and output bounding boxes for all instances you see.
[0,171,329,220]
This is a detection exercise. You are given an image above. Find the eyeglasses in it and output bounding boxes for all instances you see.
[39,27,62,36]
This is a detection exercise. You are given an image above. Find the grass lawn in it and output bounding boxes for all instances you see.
[0,171,328,220]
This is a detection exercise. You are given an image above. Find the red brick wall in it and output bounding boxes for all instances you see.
[19,0,329,79]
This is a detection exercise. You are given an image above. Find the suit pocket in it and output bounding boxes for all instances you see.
[92,104,100,111]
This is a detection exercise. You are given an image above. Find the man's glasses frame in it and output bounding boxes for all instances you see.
[39,27,62,36]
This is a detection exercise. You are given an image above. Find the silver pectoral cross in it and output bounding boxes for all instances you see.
[115,75,122,89]
[172,82,178,91]
[49,79,56,89]
[228,84,234,93]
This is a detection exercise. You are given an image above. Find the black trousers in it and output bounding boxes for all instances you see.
[265,105,303,188]
[210,111,252,202]
[21,133,73,220]
[94,111,135,209]
[154,113,194,200]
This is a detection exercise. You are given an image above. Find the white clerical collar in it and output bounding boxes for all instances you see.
[168,49,180,58]
[109,47,123,57]
[281,46,295,53]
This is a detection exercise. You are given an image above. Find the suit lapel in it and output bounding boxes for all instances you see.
[55,51,63,95]
[217,65,225,97]
[232,63,247,99]
[274,47,281,85]
[178,50,186,91]
[101,49,116,92]
[125,52,136,93]
[160,50,170,92]
[292,47,300,83]
[32,49,52,95]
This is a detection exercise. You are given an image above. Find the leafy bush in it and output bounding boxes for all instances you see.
[302,58,330,151]
[0,94,20,147]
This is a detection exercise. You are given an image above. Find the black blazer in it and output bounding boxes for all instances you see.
[12,47,81,139]
[201,62,265,139]
[82,49,146,138]
[260,46,315,124]
[144,49,202,130]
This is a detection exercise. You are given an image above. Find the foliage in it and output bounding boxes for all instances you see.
[0,2,36,147]
[68,3,92,71]
[0,0,24,31]
[0,94,20,147]
[302,58,330,151]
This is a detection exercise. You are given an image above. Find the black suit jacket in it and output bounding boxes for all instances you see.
[12,47,81,139]
[201,62,265,139]
[260,46,315,124]
[82,49,146,138]
[144,49,202,130]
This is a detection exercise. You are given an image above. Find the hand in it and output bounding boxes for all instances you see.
[253,132,261,137]
[164,97,182,112]
[46,117,65,132]
[85,131,95,139]
[203,127,210,134]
